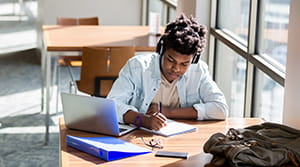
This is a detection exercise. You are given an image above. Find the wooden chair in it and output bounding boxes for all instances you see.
[75,46,135,97]
[56,16,99,26]
[78,17,99,25]
[55,17,99,113]
[56,17,78,25]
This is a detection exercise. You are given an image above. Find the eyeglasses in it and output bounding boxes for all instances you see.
[141,137,164,149]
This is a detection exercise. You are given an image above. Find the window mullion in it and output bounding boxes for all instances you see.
[208,0,217,77]
[244,0,258,117]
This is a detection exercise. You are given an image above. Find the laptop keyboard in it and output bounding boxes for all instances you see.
[119,128,127,132]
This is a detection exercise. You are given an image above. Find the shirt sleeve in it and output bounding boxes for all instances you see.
[107,60,139,123]
[193,61,228,120]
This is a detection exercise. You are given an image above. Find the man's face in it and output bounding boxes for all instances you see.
[161,48,193,82]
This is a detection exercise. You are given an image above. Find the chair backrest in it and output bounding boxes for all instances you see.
[56,17,99,25]
[56,17,78,25]
[77,46,135,96]
[78,17,99,25]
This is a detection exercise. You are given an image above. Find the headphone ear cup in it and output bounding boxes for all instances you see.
[191,52,201,64]
[156,37,165,55]
[159,41,164,55]
[156,41,162,54]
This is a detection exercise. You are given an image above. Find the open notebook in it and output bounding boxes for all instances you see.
[140,119,197,137]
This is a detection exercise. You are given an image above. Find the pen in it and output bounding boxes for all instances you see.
[158,102,162,113]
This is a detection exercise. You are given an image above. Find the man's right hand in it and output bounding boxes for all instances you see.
[143,112,167,131]
[146,103,159,115]
[123,110,167,131]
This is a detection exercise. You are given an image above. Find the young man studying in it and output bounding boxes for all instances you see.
[107,14,228,131]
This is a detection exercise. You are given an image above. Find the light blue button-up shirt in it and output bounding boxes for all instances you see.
[107,53,228,123]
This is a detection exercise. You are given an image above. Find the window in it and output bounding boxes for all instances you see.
[210,0,290,121]
[257,0,290,70]
[215,41,246,117]
[217,0,249,43]
[147,0,177,26]
[253,69,284,122]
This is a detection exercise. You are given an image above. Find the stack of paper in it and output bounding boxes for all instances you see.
[140,119,197,137]
[67,135,152,161]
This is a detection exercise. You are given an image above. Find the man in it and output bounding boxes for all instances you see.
[107,14,228,130]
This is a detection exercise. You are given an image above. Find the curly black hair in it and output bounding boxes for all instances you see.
[158,13,207,55]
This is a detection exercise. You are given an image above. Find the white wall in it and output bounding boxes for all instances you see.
[177,0,196,17]
[38,0,142,25]
[283,0,300,129]
[195,0,210,64]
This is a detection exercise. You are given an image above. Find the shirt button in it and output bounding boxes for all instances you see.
[145,103,148,106]
[153,88,156,91]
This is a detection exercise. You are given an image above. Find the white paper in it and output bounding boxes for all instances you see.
[140,119,197,137]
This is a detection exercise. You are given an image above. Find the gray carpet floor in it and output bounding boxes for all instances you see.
[0,2,148,166]
[0,1,65,166]
[0,49,76,167]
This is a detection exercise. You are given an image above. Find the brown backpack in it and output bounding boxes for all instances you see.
[203,122,300,167]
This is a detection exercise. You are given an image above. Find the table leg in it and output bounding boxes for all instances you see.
[44,50,51,145]
[41,46,45,113]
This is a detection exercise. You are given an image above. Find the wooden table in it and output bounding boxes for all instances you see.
[42,25,162,144]
[59,118,266,167]
[43,25,161,51]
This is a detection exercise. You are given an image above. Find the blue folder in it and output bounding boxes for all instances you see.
[66,135,152,161]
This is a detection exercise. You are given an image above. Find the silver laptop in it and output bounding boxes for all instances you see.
[61,93,136,136]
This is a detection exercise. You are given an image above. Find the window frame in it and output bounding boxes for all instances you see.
[209,0,286,117]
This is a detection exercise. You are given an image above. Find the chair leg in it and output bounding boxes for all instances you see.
[51,57,58,100]
[69,81,74,94]
[67,65,78,94]
[56,64,60,115]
